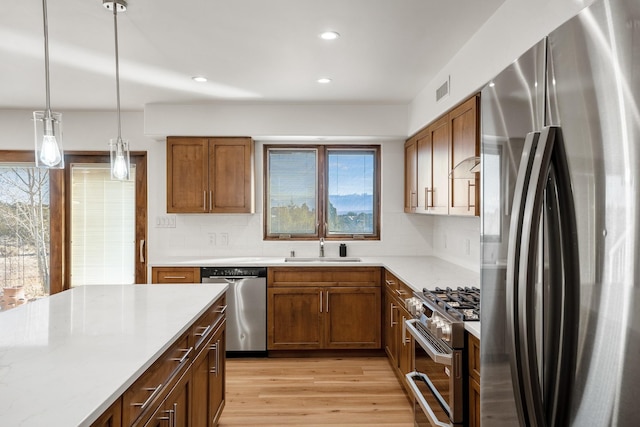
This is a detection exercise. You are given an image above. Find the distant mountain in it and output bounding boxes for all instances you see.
[328,193,373,214]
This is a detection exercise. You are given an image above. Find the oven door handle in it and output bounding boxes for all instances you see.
[404,319,452,366]
[405,371,452,427]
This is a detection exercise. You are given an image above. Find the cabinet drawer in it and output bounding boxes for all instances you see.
[123,333,193,426]
[191,295,227,352]
[151,267,200,284]
[269,267,381,287]
[384,270,412,300]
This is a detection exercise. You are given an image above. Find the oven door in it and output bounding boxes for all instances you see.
[405,319,463,427]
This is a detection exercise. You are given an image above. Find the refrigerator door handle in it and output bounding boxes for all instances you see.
[518,126,580,426]
[541,127,580,427]
[506,130,541,425]
[517,126,555,427]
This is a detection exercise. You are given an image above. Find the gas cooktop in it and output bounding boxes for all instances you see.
[420,286,480,322]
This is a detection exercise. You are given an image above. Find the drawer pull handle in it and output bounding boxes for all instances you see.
[214,305,227,314]
[132,383,162,409]
[390,303,397,326]
[209,339,221,376]
[195,324,212,338]
[163,276,186,279]
[395,288,407,296]
[385,280,396,285]
[170,347,192,365]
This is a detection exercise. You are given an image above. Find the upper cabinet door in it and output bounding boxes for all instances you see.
[404,137,417,213]
[209,137,254,213]
[404,93,480,217]
[167,136,254,214]
[428,115,451,215]
[167,137,209,213]
[449,95,480,216]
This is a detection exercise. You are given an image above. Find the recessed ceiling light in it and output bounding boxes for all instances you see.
[317,78,332,84]
[320,31,340,40]
[192,76,208,83]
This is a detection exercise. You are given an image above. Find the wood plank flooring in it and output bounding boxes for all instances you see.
[218,356,414,426]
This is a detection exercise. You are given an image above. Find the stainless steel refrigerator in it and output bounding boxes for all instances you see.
[480,0,640,425]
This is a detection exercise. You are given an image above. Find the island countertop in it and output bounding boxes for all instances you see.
[0,283,227,427]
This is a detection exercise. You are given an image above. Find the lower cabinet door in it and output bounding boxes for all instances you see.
[268,288,323,349]
[469,376,481,427]
[144,369,190,427]
[191,321,226,427]
[398,312,414,377]
[210,324,226,425]
[384,288,399,365]
[325,287,381,349]
[191,342,210,426]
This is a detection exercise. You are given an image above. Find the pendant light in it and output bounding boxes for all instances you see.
[104,0,130,181]
[33,0,64,169]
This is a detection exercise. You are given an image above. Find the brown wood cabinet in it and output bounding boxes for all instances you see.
[267,267,381,351]
[94,294,226,427]
[166,137,254,214]
[468,332,481,427]
[383,270,414,397]
[404,137,417,213]
[192,319,226,426]
[449,96,480,216]
[417,114,449,214]
[151,267,201,284]
[404,93,480,216]
[143,367,191,427]
[91,398,122,427]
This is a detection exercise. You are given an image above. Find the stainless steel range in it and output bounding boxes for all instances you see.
[404,287,480,427]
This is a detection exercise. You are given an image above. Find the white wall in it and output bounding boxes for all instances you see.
[151,138,435,261]
[408,0,597,135]
[0,109,435,265]
[0,0,598,272]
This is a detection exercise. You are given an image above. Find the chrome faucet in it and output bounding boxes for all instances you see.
[319,237,325,257]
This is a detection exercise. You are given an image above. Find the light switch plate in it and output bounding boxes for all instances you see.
[155,215,176,228]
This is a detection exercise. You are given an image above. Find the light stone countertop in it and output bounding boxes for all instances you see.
[0,283,227,427]
[152,255,481,338]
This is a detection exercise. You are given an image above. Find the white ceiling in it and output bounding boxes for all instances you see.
[1,0,505,111]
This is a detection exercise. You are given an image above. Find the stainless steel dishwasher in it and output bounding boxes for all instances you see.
[201,266,267,355]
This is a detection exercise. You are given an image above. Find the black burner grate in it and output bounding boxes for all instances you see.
[422,286,480,321]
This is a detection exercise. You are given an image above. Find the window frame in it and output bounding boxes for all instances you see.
[264,144,380,241]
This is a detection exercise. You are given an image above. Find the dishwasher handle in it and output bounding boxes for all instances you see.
[203,276,258,283]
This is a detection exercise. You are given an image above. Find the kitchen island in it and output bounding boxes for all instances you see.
[0,283,227,426]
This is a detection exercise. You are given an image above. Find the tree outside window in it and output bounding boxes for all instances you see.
[0,165,50,310]
[265,145,380,240]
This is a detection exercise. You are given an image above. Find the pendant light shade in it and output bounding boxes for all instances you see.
[105,0,130,181]
[34,0,64,169]
[110,137,130,180]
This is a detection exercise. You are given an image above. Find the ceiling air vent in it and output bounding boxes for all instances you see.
[436,76,450,102]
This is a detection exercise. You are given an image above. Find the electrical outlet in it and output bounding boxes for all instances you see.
[208,233,216,246]
[465,238,471,255]
[219,233,229,246]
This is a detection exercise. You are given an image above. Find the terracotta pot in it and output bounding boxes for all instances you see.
[0,287,26,310]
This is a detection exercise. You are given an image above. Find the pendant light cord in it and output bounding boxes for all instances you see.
[113,5,122,140]
[41,0,51,116]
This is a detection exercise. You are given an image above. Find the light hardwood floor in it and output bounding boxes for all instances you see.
[218,356,414,426]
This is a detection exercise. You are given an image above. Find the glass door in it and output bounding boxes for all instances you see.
[0,163,51,309]
[65,153,147,287]
[70,163,136,286]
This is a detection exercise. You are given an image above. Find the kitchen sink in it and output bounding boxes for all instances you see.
[284,257,362,263]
